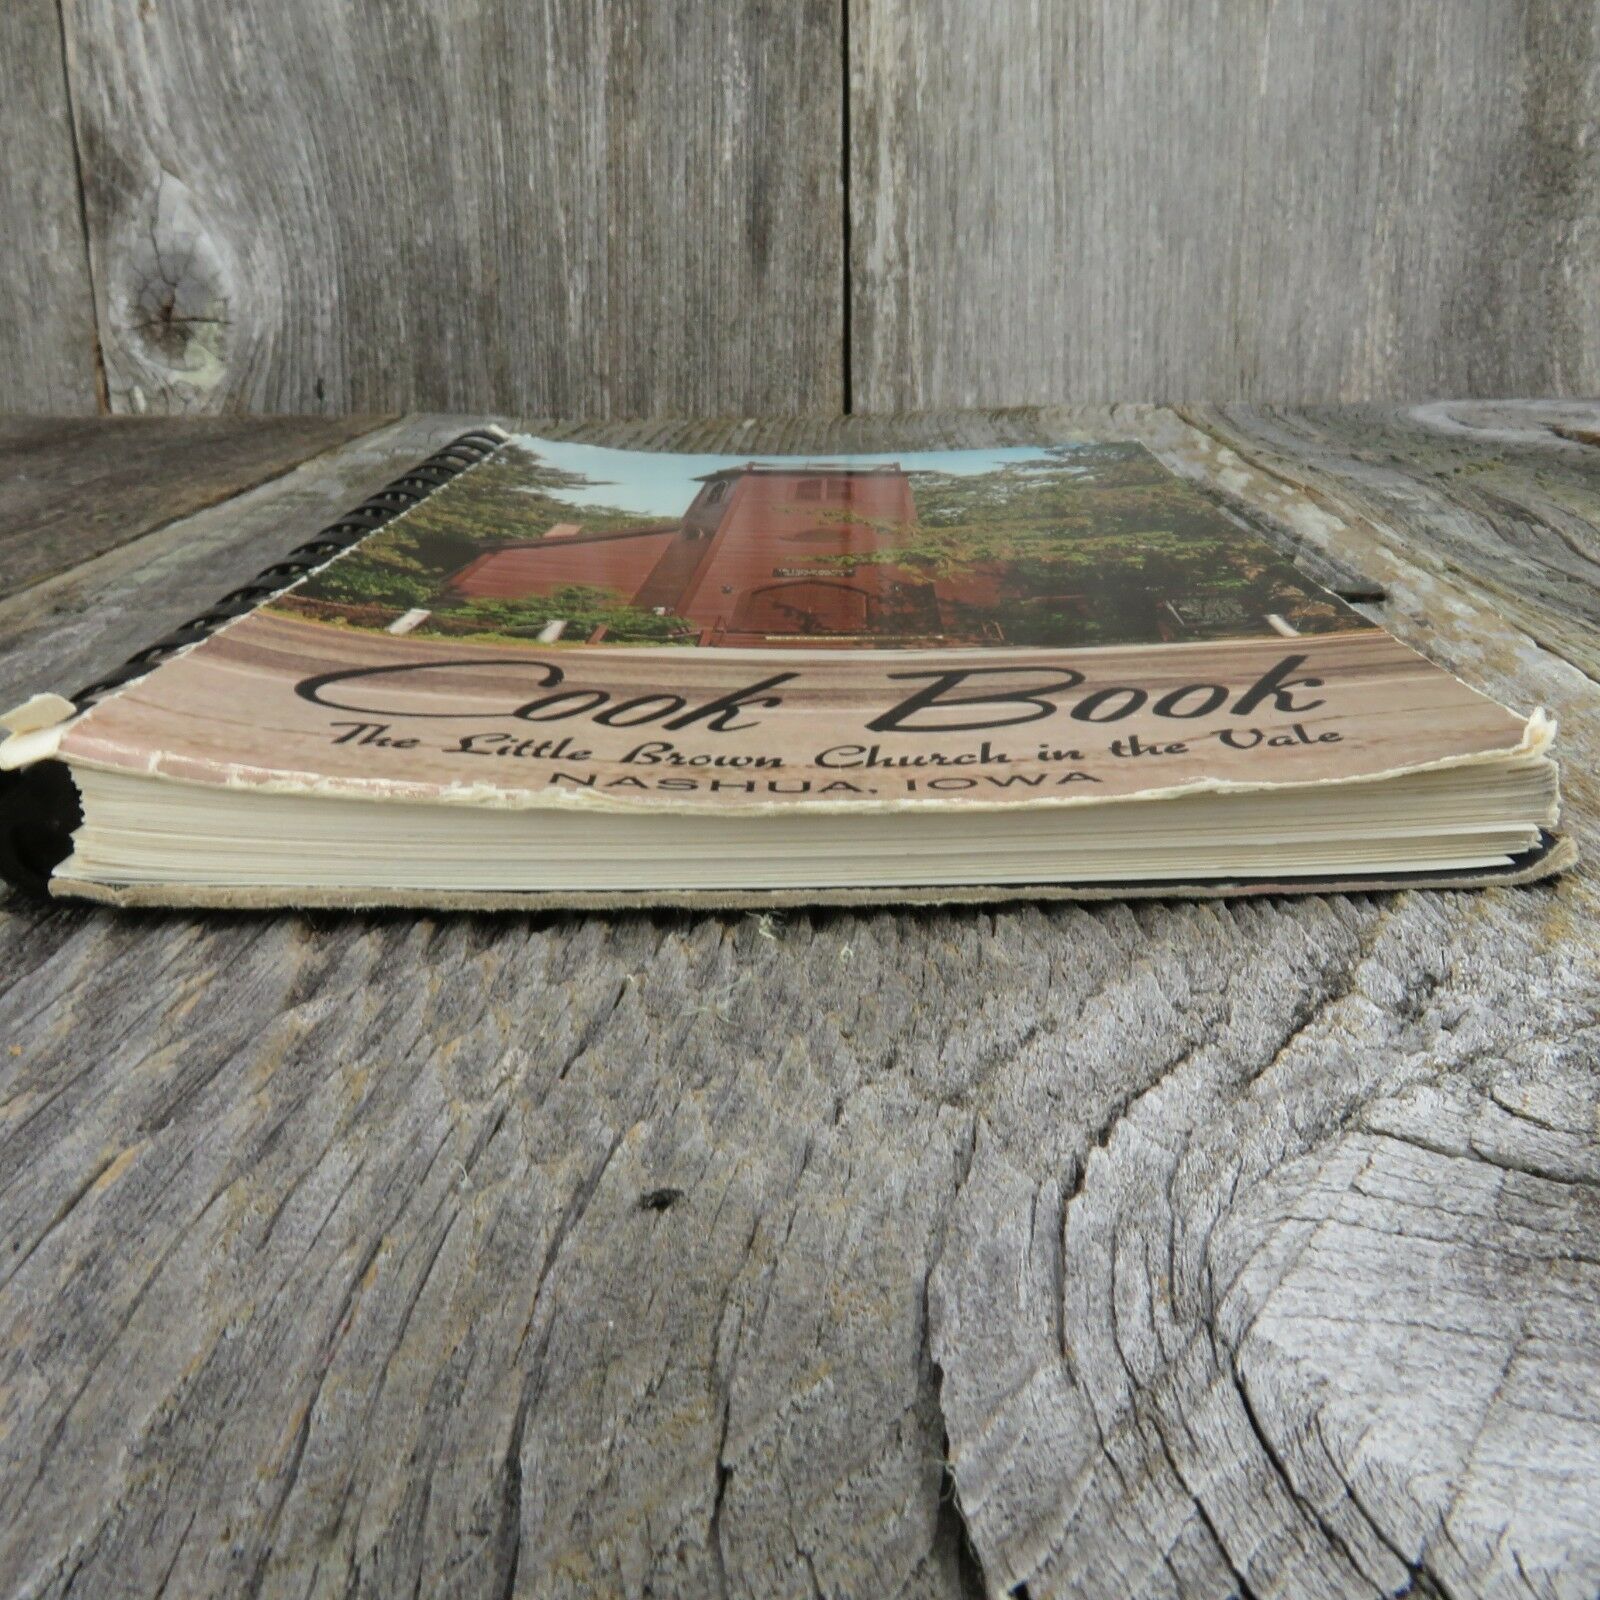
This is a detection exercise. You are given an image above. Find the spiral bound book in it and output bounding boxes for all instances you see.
[0,425,1573,909]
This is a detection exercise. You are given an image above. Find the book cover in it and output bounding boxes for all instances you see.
[1,429,1570,906]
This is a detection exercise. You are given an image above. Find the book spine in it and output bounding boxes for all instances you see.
[0,427,508,896]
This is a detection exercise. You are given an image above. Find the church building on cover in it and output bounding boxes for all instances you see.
[444,462,1014,647]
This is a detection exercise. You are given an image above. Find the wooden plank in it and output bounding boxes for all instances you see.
[61,0,843,417]
[0,0,99,413]
[1,410,1597,1599]
[0,416,474,706]
[0,416,386,604]
[1190,399,1600,684]
[850,2,1600,407]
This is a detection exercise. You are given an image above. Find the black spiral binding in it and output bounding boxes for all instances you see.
[0,427,507,896]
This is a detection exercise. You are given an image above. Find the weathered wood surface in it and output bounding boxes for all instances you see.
[11,5,1600,415]
[1191,400,1600,685]
[0,0,99,414]
[0,405,1597,1600]
[850,1,1600,408]
[55,0,843,417]
[0,416,385,601]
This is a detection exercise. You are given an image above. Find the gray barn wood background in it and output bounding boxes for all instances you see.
[4,0,1600,416]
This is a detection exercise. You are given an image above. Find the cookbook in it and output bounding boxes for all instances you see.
[0,426,1570,908]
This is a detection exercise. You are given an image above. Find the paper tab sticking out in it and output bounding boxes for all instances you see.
[0,693,76,736]
[0,694,78,772]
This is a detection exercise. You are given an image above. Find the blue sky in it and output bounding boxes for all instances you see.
[507,434,1086,519]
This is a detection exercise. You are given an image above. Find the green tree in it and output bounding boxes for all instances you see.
[432,586,691,646]
[802,445,1352,639]
[292,442,665,614]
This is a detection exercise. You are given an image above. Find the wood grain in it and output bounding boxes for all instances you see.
[1191,400,1600,684]
[0,0,99,413]
[19,2,1600,414]
[0,415,385,603]
[59,0,842,417]
[1,407,1597,1599]
[850,1,1600,408]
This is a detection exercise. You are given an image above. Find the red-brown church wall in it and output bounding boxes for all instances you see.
[447,530,679,601]
[675,469,917,639]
